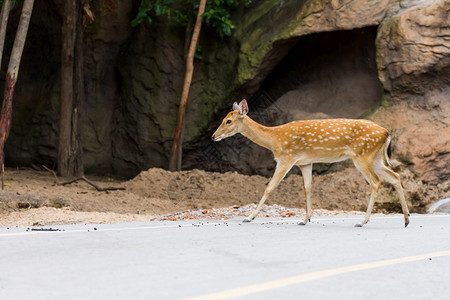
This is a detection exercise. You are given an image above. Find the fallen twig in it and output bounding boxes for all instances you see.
[43,165,59,184]
[61,175,126,191]
[42,165,125,192]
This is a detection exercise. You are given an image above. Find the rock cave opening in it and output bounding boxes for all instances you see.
[187,26,383,176]
[249,26,382,125]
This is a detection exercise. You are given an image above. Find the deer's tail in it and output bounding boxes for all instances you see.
[384,133,393,167]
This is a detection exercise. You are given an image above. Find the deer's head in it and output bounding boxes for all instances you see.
[211,99,248,142]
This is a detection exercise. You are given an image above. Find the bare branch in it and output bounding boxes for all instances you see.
[42,165,125,192]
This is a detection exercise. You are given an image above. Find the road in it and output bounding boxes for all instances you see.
[1,214,450,299]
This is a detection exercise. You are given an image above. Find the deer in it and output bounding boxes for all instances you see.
[211,99,410,227]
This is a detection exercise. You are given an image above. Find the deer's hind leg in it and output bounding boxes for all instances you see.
[374,161,410,227]
[352,157,382,227]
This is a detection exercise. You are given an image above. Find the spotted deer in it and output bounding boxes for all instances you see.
[211,99,410,227]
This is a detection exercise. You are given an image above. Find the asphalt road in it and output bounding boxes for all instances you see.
[1,214,449,300]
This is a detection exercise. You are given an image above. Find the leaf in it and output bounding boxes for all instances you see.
[131,11,153,27]
[223,25,231,36]
[139,0,153,10]
[194,46,203,60]
[174,10,188,26]
[155,4,166,16]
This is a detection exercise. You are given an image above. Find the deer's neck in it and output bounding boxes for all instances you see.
[239,116,276,152]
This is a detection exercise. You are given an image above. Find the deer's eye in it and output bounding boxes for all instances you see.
[226,119,232,125]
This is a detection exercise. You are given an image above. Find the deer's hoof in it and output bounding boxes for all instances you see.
[298,221,307,226]
[243,218,252,223]
[354,223,363,227]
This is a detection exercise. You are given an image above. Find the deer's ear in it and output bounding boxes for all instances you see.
[232,101,240,111]
[238,99,248,116]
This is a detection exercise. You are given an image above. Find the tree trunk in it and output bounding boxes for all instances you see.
[0,0,11,69]
[73,3,85,176]
[0,0,34,189]
[169,0,206,171]
[58,0,83,178]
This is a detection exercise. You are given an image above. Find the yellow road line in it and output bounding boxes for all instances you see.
[186,250,450,300]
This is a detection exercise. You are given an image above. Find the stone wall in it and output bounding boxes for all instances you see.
[374,0,450,184]
[2,0,449,185]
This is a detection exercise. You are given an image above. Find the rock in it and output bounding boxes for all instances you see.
[373,0,450,183]
[2,0,448,194]
[428,198,450,214]
[377,0,450,94]
[235,0,392,94]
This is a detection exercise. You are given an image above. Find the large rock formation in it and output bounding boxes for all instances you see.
[186,0,450,185]
[2,0,449,190]
[374,0,450,184]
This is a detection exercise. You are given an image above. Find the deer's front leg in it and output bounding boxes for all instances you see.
[244,161,293,222]
[298,164,313,225]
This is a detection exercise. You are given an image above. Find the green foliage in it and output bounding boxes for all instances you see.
[132,0,251,37]
[131,0,174,27]
[194,46,202,60]
[202,0,251,37]
[0,0,20,9]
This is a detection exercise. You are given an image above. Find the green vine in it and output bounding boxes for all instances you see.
[132,0,251,37]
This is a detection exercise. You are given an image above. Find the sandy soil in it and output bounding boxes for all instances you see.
[0,163,447,227]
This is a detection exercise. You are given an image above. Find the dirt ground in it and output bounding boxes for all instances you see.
[0,162,447,227]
